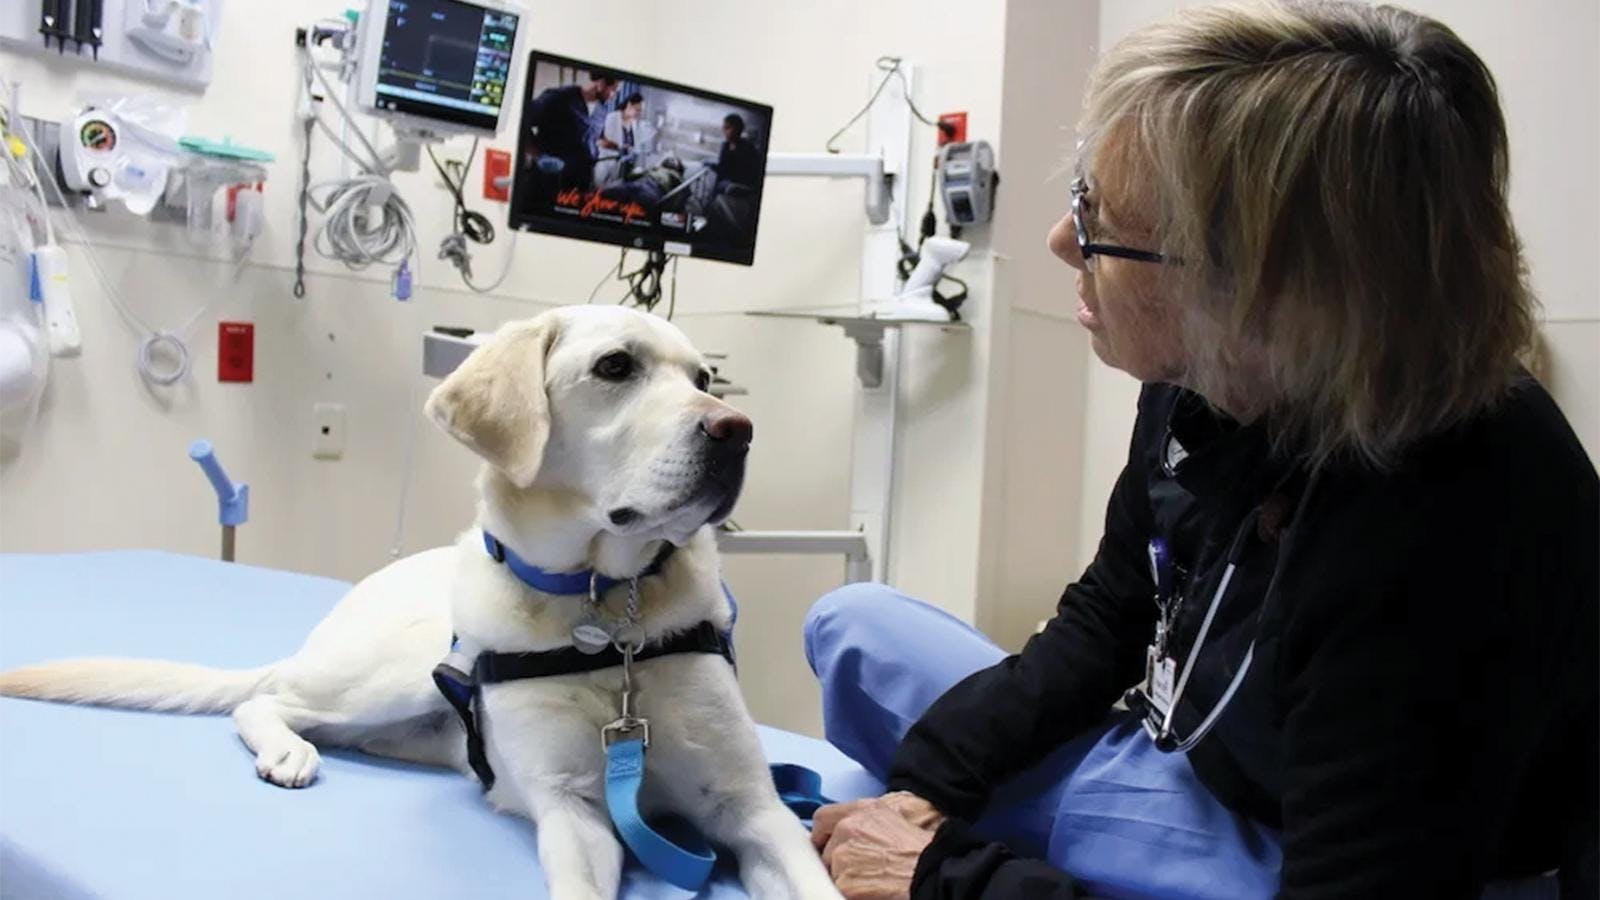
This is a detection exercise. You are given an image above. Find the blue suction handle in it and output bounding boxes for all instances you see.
[188,439,250,527]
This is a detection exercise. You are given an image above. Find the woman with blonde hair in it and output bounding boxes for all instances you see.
[804,1,1597,897]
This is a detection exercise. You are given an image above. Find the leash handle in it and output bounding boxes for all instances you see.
[605,737,717,891]
[770,763,834,822]
[600,639,715,890]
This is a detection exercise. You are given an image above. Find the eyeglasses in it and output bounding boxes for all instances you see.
[1070,176,1177,271]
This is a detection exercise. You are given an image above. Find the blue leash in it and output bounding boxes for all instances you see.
[467,535,828,890]
[604,736,718,890]
[770,763,831,822]
[604,740,834,890]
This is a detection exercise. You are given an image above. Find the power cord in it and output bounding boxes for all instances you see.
[389,378,423,558]
[825,56,951,154]
[430,141,511,292]
[666,255,678,321]
[300,54,417,295]
[307,173,416,271]
[587,251,627,303]
[619,250,671,315]
[428,141,494,245]
[587,250,678,318]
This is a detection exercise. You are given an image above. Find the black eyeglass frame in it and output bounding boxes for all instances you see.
[1070,176,1179,267]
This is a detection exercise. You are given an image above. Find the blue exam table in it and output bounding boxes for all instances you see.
[0,551,880,899]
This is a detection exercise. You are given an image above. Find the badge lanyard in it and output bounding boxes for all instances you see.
[1129,466,1323,753]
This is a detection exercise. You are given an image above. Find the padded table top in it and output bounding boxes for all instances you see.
[0,551,880,899]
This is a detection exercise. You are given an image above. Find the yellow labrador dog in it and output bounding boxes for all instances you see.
[0,306,840,900]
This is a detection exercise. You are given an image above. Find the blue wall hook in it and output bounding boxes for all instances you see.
[188,440,249,561]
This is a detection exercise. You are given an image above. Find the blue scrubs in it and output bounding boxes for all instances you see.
[803,583,1560,900]
[804,583,1281,899]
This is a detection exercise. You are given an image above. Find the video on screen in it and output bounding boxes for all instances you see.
[509,53,773,265]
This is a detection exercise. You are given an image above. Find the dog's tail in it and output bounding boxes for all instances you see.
[0,658,272,714]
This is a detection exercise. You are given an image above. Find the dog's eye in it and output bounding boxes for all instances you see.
[694,370,712,392]
[593,351,636,382]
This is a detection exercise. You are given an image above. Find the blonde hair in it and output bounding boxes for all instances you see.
[1080,0,1535,467]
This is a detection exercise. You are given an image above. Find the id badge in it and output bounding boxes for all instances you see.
[1150,653,1177,715]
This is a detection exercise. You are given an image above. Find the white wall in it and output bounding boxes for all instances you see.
[1075,0,1600,572]
[0,0,1021,737]
[972,0,1098,650]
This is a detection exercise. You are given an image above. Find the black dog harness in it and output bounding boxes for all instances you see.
[431,531,732,790]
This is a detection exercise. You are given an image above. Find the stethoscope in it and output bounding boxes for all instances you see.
[1123,441,1323,754]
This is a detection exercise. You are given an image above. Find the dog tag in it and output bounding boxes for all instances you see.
[572,620,614,655]
[611,622,645,652]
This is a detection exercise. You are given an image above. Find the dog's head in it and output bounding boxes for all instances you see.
[425,306,751,544]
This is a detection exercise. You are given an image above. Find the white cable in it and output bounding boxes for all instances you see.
[301,57,418,280]
[307,173,416,270]
[388,379,423,558]
[313,115,382,175]
[306,58,386,174]
[462,230,517,293]
[587,252,625,304]
[135,333,190,384]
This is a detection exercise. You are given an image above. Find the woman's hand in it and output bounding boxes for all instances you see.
[813,792,945,900]
[813,791,946,849]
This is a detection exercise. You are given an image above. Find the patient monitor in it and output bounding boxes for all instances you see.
[352,0,524,142]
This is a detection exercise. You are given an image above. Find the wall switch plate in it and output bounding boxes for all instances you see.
[313,402,345,460]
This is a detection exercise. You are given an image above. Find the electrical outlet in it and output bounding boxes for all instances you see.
[483,148,511,201]
[313,403,346,460]
[938,111,968,146]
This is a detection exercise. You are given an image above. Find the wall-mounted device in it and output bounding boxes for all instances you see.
[126,0,209,64]
[866,236,969,322]
[57,107,179,215]
[0,1,222,91]
[937,140,996,228]
[509,50,774,266]
[352,0,524,142]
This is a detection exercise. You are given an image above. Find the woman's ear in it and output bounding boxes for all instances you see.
[424,315,558,488]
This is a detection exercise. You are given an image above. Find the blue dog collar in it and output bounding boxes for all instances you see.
[482,530,672,596]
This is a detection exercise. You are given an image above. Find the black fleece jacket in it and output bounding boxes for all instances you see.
[891,380,1598,899]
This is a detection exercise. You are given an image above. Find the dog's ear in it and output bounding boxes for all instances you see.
[425,316,558,488]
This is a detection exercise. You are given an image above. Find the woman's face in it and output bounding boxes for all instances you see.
[1047,147,1187,383]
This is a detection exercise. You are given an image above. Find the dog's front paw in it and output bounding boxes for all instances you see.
[254,737,321,788]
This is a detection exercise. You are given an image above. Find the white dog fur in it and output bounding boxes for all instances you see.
[0,306,841,900]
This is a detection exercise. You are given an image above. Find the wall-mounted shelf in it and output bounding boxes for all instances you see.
[747,306,968,389]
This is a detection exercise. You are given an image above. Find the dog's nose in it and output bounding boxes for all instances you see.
[701,408,753,445]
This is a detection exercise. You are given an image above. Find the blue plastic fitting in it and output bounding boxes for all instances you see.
[394,259,413,301]
[188,439,250,527]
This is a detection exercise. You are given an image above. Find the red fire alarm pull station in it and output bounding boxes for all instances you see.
[483,148,512,202]
[219,322,254,383]
[938,112,967,146]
